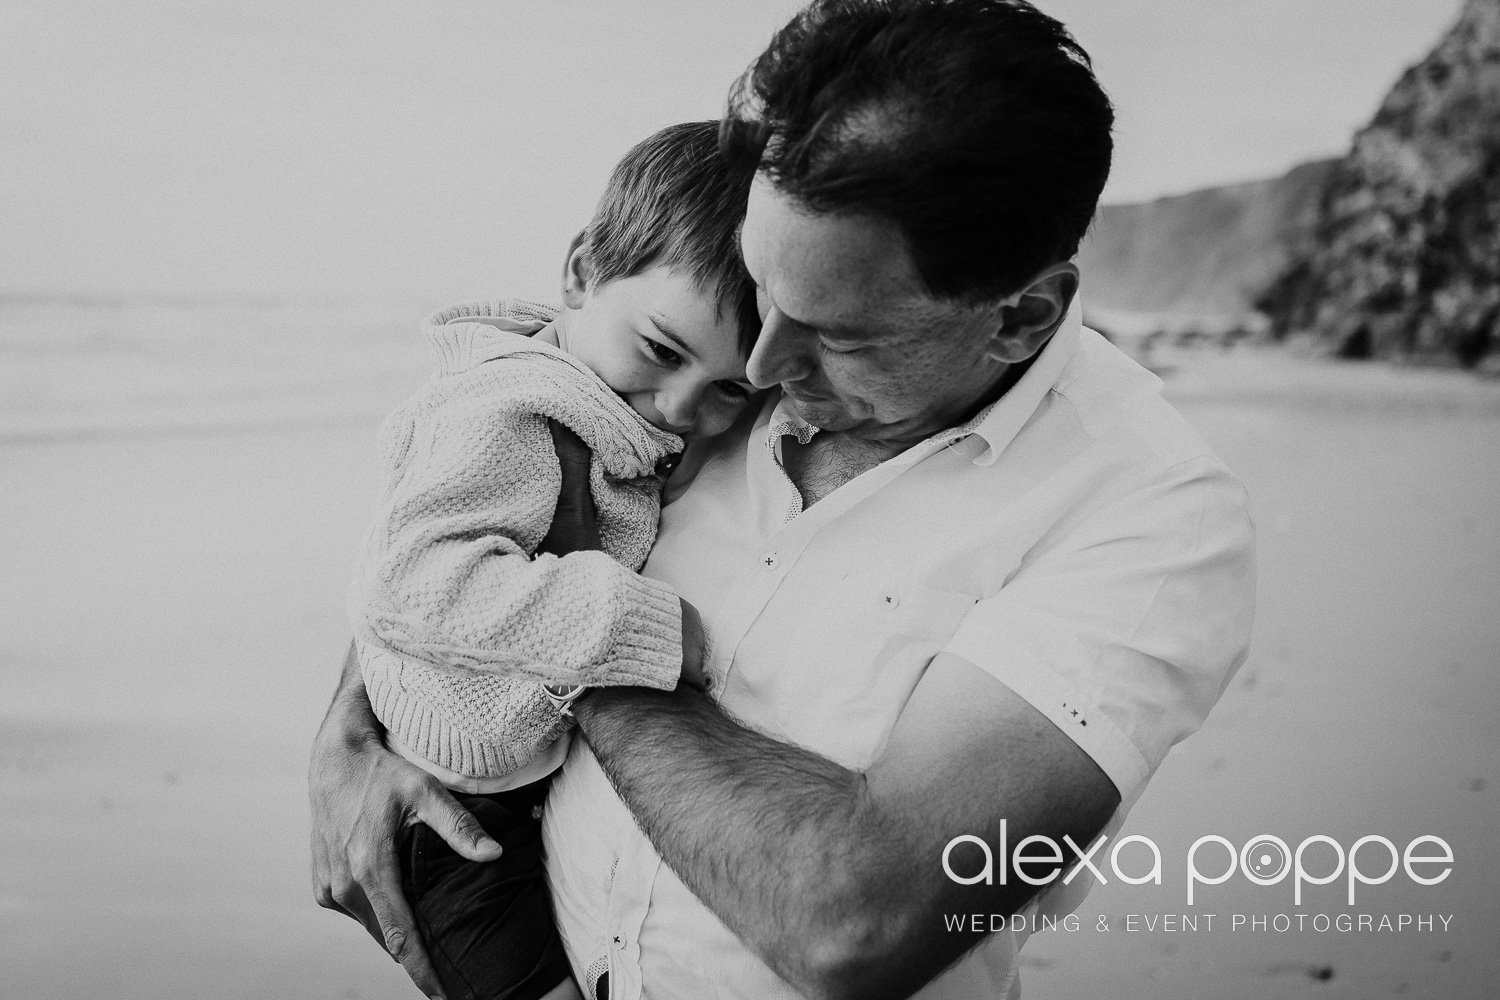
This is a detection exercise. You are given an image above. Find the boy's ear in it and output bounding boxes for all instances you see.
[981,262,1078,364]
[561,230,592,309]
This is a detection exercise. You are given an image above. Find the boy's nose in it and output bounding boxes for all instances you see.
[745,309,812,388]
[656,385,702,435]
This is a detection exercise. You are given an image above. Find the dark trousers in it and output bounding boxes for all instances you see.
[399,780,572,1000]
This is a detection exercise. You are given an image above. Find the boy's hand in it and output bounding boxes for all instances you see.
[538,420,601,555]
[679,597,708,689]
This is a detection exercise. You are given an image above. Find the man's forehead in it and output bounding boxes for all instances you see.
[741,178,939,330]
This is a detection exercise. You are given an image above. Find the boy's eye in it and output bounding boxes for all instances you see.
[715,380,751,400]
[646,340,682,366]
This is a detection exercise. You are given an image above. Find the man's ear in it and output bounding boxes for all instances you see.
[560,230,592,309]
[983,262,1079,364]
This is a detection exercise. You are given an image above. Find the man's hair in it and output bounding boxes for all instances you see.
[584,121,760,355]
[722,0,1113,306]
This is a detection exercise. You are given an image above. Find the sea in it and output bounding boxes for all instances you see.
[1,0,806,444]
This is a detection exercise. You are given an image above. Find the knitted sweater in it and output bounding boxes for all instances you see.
[350,298,685,784]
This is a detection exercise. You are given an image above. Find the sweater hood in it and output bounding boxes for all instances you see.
[421,298,683,479]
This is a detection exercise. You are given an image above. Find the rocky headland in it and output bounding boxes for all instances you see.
[1081,0,1500,368]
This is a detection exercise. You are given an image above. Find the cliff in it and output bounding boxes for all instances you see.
[1078,160,1335,339]
[1259,0,1500,365]
[1080,0,1500,367]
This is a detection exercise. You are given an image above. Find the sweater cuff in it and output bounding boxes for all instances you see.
[599,571,683,691]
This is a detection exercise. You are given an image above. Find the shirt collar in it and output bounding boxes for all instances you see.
[765,295,1083,466]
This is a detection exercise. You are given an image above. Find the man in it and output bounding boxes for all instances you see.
[310,1,1255,998]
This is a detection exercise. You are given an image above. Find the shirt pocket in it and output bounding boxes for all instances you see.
[764,572,978,764]
[828,572,975,656]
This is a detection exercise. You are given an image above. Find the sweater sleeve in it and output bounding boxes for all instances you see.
[353,378,683,690]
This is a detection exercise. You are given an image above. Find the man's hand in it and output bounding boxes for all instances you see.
[309,644,503,1000]
[678,597,708,689]
[537,420,601,556]
[538,419,704,689]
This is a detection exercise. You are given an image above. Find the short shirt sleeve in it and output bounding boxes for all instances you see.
[944,455,1256,806]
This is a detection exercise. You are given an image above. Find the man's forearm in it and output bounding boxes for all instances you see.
[573,688,938,999]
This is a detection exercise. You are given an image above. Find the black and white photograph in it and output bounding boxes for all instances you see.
[2,1,1496,998]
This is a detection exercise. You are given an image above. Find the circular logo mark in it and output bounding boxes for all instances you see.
[1240,835,1292,884]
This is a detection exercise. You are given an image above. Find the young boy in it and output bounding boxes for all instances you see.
[347,121,760,1000]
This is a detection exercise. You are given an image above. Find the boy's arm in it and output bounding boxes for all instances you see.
[355,384,684,690]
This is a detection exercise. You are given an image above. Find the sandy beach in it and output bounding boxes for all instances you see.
[1,325,1497,998]
[4,1,1491,995]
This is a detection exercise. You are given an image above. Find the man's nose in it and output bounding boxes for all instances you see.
[745,309,812,389]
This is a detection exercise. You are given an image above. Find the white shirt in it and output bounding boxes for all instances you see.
[542,302,1256,998]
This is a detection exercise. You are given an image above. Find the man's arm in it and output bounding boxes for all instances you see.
[574,652,1119,1000]
[548,423,1249,1000]
[309,422,691,1000]
[308,642,504,1000]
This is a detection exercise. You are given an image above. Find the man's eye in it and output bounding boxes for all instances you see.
[646,340,682,365]
[817,337,860,355]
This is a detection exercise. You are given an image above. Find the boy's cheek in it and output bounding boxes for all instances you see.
[688,403,741,441]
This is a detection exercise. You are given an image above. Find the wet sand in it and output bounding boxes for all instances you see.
[1026,349,1500,998]
[1,347,1496,998]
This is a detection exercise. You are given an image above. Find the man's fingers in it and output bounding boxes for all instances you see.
[548,420,592,476]
[417,784,503,863]
[549,422,594,524]
[312,834,360,916]
[344,889,385,947]
[540,419,602,555]
[362,864,448,1000]
[310,847,336,910]
[314,849,363,922]
[312,873,344,915]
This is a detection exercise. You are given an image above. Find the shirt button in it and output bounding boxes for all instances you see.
[613,934,627,950]
[760,552,779,570]
[703,674,715,692]
[883,593,900,608]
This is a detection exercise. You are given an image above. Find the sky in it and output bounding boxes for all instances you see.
[0,0,1466,305]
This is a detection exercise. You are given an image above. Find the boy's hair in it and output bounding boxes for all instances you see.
[722,0,1113,308]
[583,121,760,355]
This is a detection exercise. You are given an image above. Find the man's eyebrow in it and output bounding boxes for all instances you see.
[805,314,886,342]
[647,313,698,359]
[758,282,885,341]
[768,301,836,337]
[818,320,867,339]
